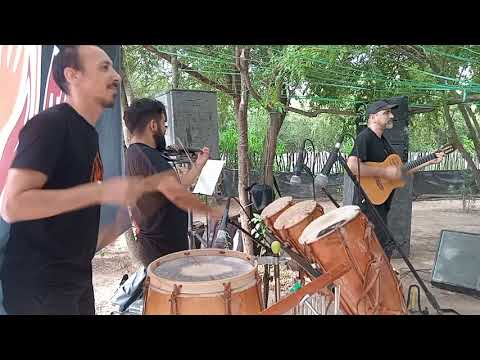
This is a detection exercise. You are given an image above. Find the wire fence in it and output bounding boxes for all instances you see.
[221,151,479,174]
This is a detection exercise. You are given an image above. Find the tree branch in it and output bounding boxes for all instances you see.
[408,45,442,74]
[446,94,480,106]
[393,45,428,66]
[237,48,263,105]
[143,45,235,97]
[390,45,442,77]
[120,59,134,105]
[443,105,480,186]
[465,104,480,137]
[458,105,480,160]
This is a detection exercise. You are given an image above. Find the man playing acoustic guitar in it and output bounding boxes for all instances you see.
[347,100,445,259]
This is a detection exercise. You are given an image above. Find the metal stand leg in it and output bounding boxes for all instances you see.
[187,209,194,249]
[204,195,210,247]
[263,264,270,307]
[334,285,341,315]
[274,256,281,302]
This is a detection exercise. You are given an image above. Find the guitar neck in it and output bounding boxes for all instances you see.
[403,153,437,171]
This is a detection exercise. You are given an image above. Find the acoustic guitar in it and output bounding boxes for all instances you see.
[358,144,456,205]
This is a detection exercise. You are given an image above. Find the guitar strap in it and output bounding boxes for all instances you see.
[381,135,397,157]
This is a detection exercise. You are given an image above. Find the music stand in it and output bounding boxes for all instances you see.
[191,160,225,249]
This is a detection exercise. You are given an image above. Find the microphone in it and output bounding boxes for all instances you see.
[290,142,306,184]
[212,197,231,248]
[315,134,345,188]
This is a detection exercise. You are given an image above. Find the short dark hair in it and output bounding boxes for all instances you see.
[123,98,167,134]
[52,45,83,95]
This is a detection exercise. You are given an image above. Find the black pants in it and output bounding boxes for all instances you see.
[358,201,394,259]
[3,281,95,315]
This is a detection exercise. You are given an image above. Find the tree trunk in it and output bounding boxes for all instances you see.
[458,105,480,161]
[171,47,179,89]
[236,47,253,255]
[262,111,285,186]
[443,104,480,186]
[465,105,480,137]
[120,50,134,147]
[262,83,288,187]
[119,47,138,265]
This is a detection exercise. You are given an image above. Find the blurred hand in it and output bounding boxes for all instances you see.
[195,147,210,168]
[383,166,402,181]
[99,176,147,207]
[429,151,445,165]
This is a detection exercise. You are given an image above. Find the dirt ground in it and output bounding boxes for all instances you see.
[92,198,480,315]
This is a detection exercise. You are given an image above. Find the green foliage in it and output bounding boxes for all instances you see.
[123,45,480,179]
[122,45,170,99]
[278,112,349,152]
[219,107,287,169]
[250,213,268,256]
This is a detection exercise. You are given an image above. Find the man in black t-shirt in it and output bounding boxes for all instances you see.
[347,100,444,259]
[123,98,222,267]
[0,46,158,315]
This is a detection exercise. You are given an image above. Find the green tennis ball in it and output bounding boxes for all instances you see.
[271,241,282,255]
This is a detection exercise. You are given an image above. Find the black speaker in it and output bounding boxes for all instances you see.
[384,96,410,162]
[431,230,480,296]
[344,96,412,258]
[384,96,412,258]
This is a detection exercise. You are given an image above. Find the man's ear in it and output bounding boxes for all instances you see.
[64,67,78,87]
[149,119,158,132]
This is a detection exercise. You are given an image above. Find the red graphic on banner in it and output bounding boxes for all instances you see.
[43,49,67,111]
[0,46,67,194]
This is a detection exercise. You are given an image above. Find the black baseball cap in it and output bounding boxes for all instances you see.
[367,100,398,115]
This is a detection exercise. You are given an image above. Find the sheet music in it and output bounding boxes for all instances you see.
[193,160,225,196]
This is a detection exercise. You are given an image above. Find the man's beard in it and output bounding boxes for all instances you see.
[153,133,166,151]
[385,120,394,129]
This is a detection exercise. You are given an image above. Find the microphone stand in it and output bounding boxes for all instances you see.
[303,165,316,202]
[291,139,318,202]
[321,187,341,208]
[314,153,341,209]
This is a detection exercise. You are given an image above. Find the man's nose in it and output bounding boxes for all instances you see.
[113,69,121,82]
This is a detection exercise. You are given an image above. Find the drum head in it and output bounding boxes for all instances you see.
[147,249,257,294]
[273,200,318,230]
[153,253,254,283]
[299,205,360,245]
[260,196,293,219]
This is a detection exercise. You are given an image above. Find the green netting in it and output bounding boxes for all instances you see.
[143,45,480,108]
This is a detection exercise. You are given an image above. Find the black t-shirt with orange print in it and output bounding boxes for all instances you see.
[1,103,102,293]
